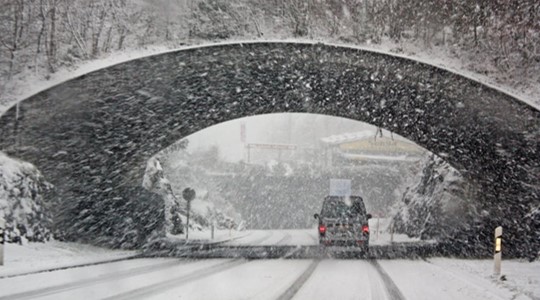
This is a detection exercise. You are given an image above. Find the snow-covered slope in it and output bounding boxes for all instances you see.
[0,241,136,277]
[0,151,52,242]
[143,156,240,236]
[392,155,477,240]
[142,157,179,233]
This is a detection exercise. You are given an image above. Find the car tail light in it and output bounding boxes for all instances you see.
[362,225,369,234]
[318,224,327,235]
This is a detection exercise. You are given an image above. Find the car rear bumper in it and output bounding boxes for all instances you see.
[320,238,369,247]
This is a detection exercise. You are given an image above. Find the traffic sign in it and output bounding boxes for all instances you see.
[329,179,351,196]
[182,188,196,202]
[182,188,196,241]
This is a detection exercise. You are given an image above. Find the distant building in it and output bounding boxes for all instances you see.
[320,129,426,167]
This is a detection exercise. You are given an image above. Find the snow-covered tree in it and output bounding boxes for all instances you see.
[0,151,53,243]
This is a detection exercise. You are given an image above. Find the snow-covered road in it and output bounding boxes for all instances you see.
[218,218,419,247]
[0,230,537,300]
[223,229,317,246]
[0,258,409,300]
[1,256,537,300]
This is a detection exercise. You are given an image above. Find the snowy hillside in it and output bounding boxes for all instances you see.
[392,155,478,240]
[143,155,241,237]
[142,157,180,233]
[1,0,538,115]
[0,151,165,249]
[0,151,52,243]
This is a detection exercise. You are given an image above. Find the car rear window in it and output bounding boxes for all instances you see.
[321,196,366,219]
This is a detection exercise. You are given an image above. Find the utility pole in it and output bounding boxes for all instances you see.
[182,188,196,241]
[15,103,20,155]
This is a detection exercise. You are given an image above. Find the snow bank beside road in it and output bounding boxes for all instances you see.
[0,241,137,278]
[379,258,539,300]
[429,258,540,300]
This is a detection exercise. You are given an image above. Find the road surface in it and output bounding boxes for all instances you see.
[221,218,420,247]
[0,256,519,300]
[0,228,527,300]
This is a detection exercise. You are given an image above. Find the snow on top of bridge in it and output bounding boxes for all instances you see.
[2,39,538,117]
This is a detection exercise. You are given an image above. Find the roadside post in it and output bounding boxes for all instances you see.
[389,222,394,244]
[494,226,502,276]
[375,215,380,241]
[0,218,5,265]
[182,188,196,242]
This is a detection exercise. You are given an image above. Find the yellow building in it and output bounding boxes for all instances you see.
[321,130,426,166]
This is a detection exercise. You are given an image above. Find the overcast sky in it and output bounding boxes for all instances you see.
[183,113,386,162]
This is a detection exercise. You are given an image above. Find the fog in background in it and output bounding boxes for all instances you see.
[160,113,425,229]
[185,113,379,164]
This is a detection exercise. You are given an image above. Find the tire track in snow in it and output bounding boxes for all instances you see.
[278,232,302,258]
[223,230,274,246]
[0,254,143,279]
[366,260,391,300]
[305,230,318,244]
[244,230,275,246]
[103,259,249,300]
[0,259,193,300]
[368,260,406,300]
[275,259,320,300]
[252,231,275,245]
[276,232,292,245]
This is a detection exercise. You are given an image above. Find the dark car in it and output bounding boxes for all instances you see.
[314,195,372,251]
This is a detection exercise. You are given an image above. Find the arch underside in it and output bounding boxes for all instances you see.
[0,42,538,251]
